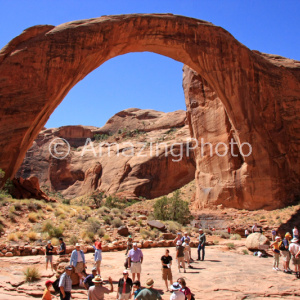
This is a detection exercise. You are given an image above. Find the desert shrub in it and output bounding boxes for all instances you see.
[69,235,78,245]
[45,205,54,212]
[13,202,22,210]
[230,234,242,240]
[27,231,38,241]
[98,206,110,215]
[103,234,111,242]
[28,212,38,223]
[164,221,182,234]
[153,191,193,225]
[137,219,144,227]
[213,240,219,245]
[105,195,137,209]
[23,267,40,282]
[62,198,71,205]
[226,243,235,250]
[103,215,112,225]
[204,229,212,235]
[112,217,123,228]
[42,220,54,233]
[0,224,4,233]
[87,217,101,234]
[128,220,137,226]
[242,249,249,255]
[48,226,63,238]
[27,200,42,211]
[51,238,59,246]
[140,228,156,240]
[54,207,65,217]
[9,205,16,214]
[111,208,121,215]
[16,231,23,239]
[97,228,106,237]
[8,212,16,222]
[8,233,17,241]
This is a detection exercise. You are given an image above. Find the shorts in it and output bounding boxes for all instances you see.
[130,262,141,274]
[292,256,300,265]
[118,293,130,299]
[95,260,101,268]
[281,251,290,262]
[162,268,172,281]
[46,255,53,263]
[75,261,85,273]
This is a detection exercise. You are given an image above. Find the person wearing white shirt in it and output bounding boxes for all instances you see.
[289,238,300,278]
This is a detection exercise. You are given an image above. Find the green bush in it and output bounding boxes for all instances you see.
[242,249,249,255]
[42,220,54,233]
[112,217,123,228]
[230,234,242,240]
[23,267,40,282]
[69,235,78,245]
[98,206,110,215]
[227,243,235,250]
[48,226,63,238]
[97,228,106,237]
[103,215,112,225]
[153,191,193,225]
[164,221,182,234]
[87,217,101,234]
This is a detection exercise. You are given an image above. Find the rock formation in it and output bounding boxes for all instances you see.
[17,109,196,199]
[0,14,299,209]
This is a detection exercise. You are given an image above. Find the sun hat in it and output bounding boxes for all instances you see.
[91,267,97,271]
[177,232,181,235]
[291,238,299,243]
[275,236,281,240]
[146,278,154,288]
[285,232,292,237]
[128,235,132,239]
[170,282,182,291]
[133,242,137,246]
[45,280,53,287]
[65,265,73,270]
[47,240,51,244]
[92,275,103,283]
[75,243,80,247]
[184,232,188,234]
[176,240,182,246]
[123,270,129,275]
[199,228,203,231]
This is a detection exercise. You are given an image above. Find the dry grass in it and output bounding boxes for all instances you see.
[7,233,17,241]
[27,231,38,241]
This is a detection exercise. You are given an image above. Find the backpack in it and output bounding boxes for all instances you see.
[52,278,60,294]
[279,241,287,251]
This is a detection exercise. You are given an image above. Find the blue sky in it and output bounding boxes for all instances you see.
[0,0,299,128]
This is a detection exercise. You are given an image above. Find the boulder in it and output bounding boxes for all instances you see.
[147,220,166,231]
[245,233,270,251]
[5,252,13,257]
[161,233,176,240]
[137,215,147,220]
[117,226,129,237]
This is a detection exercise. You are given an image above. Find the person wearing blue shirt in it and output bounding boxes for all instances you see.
[70,243,86,286]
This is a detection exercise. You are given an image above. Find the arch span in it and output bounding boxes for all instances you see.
[0,14,299,209]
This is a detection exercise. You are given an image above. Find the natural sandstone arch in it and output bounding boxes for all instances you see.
[0,14,299,209]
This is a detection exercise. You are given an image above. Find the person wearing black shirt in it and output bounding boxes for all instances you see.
[161,249,173,292]
[84,267,97,289]
[117,270,133,299]
[45,240,54,272]
[58,237,66,255]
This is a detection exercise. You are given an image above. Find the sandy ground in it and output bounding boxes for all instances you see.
[0,246,300,299]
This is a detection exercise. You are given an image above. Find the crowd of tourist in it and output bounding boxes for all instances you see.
[42,230,201,300]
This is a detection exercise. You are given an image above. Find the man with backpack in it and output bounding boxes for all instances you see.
[280,233,292,273]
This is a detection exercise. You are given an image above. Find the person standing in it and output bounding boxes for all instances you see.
[245,229,249,238]
[280,233,292,273]
[125,235,133,255]
[93,238,102,275]
[293,226,299,239]
[58,265,73,300]
[128,243,143,282]
[270,236,281,271]
[178,278,192,300]
[176,240,186,273]
[117,270,133,300]
[58,237,66,256]
[227,227,231,235]
[182,238,192,268]
[88,275,113,300]
[197,229,206,261]
[289,237,300,278]
[161,249,173,292]
[169,282,185,300]
[70,243,86,286]
[181,232,192,261]
[252,223,257,233]
[173,233,182,245]
[271,229,276,241]
[84,267,97,289]
[45,240,54,272]
[135,278,162,300]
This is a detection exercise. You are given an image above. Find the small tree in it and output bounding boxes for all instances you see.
[153,190,193,225]
[92,191,105,208]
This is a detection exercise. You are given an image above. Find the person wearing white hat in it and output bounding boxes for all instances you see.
[117,270,133,300]
[88,275,113,300]
[70,243,86,286]
[169,282,185,300]
[128,243,143,282]
[135,278,162,300]
[197,229,206,261]
[176,240,186,273]
[289,237,300,278]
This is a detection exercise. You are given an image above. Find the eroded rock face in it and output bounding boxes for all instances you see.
[0,14,299,209]
[17,109,196,199]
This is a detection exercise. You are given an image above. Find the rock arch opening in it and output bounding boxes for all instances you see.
[0,14,299,209]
